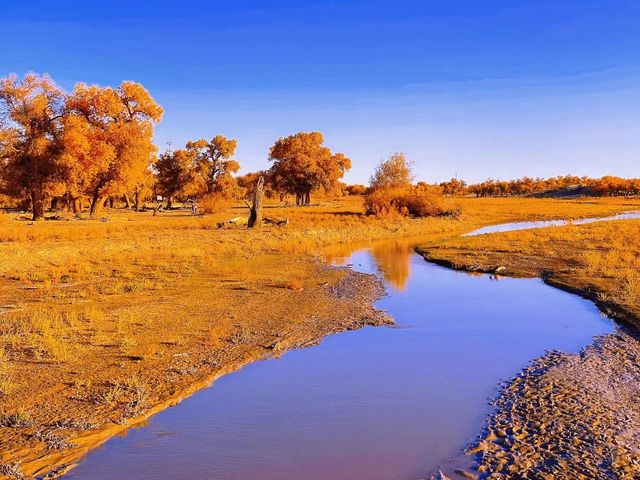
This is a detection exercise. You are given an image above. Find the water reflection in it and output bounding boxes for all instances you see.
[325,239,414,291]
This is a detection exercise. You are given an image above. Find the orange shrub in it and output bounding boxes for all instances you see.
[363,188,398,217]
[199,193,233,214]
[364,186,449,218]
[396,188,445,217]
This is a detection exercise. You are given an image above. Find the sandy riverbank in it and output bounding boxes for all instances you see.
[1,266,390,479]
[465,329,640,479]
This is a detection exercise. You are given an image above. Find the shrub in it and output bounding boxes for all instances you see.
[199,193,232,214]
[345,184,367,196]
[396,188,445,217]
[363,188,399,217]
[364,185,453,218]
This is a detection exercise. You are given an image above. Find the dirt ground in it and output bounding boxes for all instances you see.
[0,196,637,479]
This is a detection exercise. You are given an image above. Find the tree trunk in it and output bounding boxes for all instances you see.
[108,197,114,209]
[248,176,264,228]
[134,192,141,212]
[90,194,105,216]
[124,194,132,209]
[304,191,310,205]
[31,188,45,221]
[50,196,59,212]
[166,197,173,210]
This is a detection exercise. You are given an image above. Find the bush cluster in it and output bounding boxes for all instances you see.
[364,186,449,218]
[199,193,233,214]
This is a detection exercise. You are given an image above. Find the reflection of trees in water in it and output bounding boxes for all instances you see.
[323,245,356,267]
[323,240,413,291]
[325,239,503,292]
[369,242,412,291]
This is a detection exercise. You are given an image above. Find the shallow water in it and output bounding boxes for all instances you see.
[67,240,614,480]
[464,210,640,236]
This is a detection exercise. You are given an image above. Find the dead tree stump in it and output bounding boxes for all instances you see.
[247,176,264,228]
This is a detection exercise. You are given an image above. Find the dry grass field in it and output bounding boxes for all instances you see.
[0,195,638,478]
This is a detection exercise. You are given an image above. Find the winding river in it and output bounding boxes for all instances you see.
[66,233,617,479]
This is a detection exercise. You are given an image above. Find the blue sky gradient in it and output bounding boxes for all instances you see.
[2,1,639,183]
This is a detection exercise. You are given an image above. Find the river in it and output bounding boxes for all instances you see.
[66,237,614,479]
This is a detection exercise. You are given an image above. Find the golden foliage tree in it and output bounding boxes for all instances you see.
[0,74,67,220]
[187,135,239,195]
[155,135,240,208]
[369,151,413,190]
[345,184,367,195]
[154,148,202,208]
[130,168,156,211]
[268,131,351,205]
[439,177,467,196]
[66,81,163,214]
[58,113,114,213]
[0,74,163,217]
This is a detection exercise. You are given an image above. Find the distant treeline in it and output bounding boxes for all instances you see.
[436,175,640,197]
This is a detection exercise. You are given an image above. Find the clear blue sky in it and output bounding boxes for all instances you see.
[2,1,639,183]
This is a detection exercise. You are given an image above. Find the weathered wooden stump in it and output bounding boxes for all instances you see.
[247,176,264,228]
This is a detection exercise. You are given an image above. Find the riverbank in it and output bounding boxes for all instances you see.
[418,216,640,328]
[0,196,637,478]
[419,215,640,478]
[466,329,640,479]
[0,254,390,478]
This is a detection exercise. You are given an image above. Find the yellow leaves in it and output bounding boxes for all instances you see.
[0,74,67,213]
[369,151,413,191]
[60,114,116,195]
[119,81,163,122]
[1,73,163,215]
[225,159,240,174]
[64,80,163,205]
[210,135,237,159]
[186,139,208,150]
[268,131,351,202]
[155,135,241,201]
